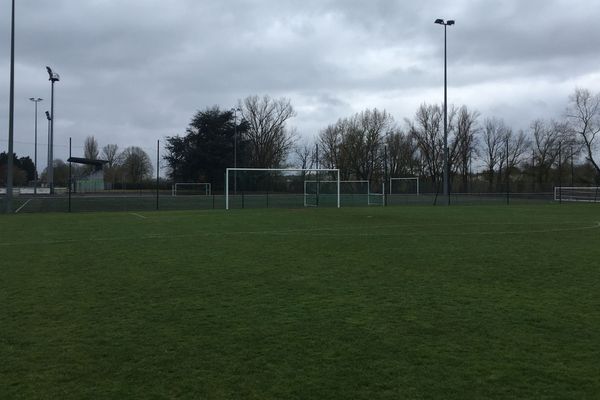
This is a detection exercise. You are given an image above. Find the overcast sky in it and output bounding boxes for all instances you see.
[1,0,599,168]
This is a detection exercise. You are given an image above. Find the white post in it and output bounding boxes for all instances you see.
[225,169,230,210]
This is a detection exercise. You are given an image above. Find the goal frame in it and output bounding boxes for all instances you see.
[303,179,370,207]
[554,186,600,203]
[389,177,420,195]
[225,168,341,210]
[172,182,211,196]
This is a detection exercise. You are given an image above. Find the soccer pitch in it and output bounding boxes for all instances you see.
[2,205,599,399]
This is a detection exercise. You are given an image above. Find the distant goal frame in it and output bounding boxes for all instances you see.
[554,186,600,203]
[303,179,384,206]
[225,168,341,210]
[172,182,212,196]
[389,177,420,195]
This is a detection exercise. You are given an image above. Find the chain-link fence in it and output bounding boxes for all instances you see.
[1,137,598,213]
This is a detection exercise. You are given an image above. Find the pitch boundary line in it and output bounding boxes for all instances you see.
[14,199,32,214]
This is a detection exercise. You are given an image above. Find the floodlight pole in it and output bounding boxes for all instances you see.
[29,98,43,195]
[232,107,241,195]
[45,111,51,189]
[435,18,454,206]
[46,66,59,194]
[5,0,16,214]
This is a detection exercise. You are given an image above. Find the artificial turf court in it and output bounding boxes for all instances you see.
[1,204,599,399]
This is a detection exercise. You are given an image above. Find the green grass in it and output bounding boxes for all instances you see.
[1,204,599,399]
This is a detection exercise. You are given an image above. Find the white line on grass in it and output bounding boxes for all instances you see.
[14,199,32,214]
[130,213,148,219]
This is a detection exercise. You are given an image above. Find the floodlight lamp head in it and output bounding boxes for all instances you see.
[46,66,60,82]
[435,19,444,24]
[45,111,51,120]
[447,20,455,25]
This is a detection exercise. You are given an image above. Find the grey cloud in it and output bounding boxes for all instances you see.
[1,0,599,165]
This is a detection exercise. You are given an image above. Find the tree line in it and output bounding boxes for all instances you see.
[165,88,600,192]
[79,137,154,188]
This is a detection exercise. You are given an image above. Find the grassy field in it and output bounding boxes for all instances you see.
[1,204,599,399]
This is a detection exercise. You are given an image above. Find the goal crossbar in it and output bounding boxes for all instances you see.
[390,177,420,195]
[225,168,341,210]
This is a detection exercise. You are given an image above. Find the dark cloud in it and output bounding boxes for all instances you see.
[0,0,599,167]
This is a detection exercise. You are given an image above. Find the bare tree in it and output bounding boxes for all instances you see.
[348,109,393,181]
[453,106,479,191]
[84,136,99,160]
[481,117,507,190]
[120,146,152,184]
[318,119,351,176]
[318,109,393,182]
[241,95,297,168]
[101,144,120,186]
[408,103,444,187]
[497,128,530,187]
[102,144,120,168]
[386,128,419,178]
[566,88,600,181]
[294,142,315,170]
[531,119,566,187]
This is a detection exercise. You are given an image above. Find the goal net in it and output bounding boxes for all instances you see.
[225,168,340,210]
[554,186,600,202]
[304,180,376,207]
[390,177,420,195]
[172,183,211,196]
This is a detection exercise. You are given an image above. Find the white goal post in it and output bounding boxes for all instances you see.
[172,182,211,196]
[303,179,371,206]
[554,186,600,202]
[225,168,341,210]
[390,177,420,195]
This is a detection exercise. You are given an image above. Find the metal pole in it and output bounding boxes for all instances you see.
[5,0,16,214]
[233,108,240,195]
[49,80,55,193]
[532,149,535,192]
[34,100,38,194]
[506,136,510,205]
[384,145,388,206]
[30,98,43,194]
[570,145,574,186]
[337,169,341,208]
[225,168,229,210]
[315,143,320,207]
[46,116,51,186]
[156,140,160,210]
[443,24,449,206]
[68,137,72,212]
[558,142,562,204]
